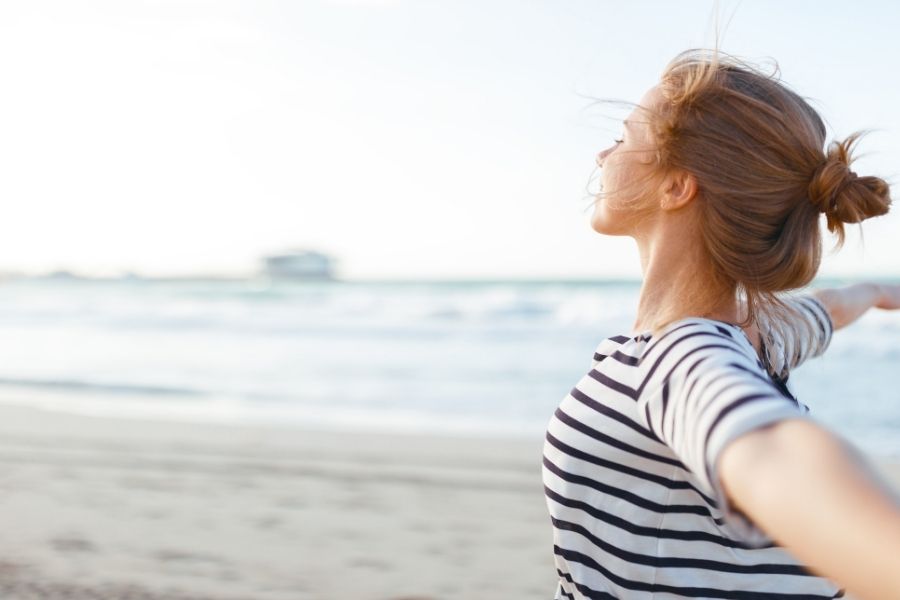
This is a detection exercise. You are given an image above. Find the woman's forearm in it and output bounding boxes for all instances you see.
[811,283,886,330]
[719,419,900,600]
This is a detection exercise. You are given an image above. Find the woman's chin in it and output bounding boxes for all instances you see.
[590,210,624,236]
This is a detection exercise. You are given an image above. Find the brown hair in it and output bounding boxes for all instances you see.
[634,49,891,338]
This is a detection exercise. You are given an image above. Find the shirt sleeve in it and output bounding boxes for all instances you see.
[636,323,810,545]
[758,294,834,381]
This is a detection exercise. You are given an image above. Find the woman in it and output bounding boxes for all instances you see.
[543,49,900,599]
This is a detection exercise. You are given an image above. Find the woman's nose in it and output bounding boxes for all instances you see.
[596,148,610,168]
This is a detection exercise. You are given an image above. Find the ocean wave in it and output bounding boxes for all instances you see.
[0,377,208,398]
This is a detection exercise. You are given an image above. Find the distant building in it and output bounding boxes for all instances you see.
[262,250,335,280]
[41,269,82,280]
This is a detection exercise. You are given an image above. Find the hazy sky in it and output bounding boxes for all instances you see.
[1,0,898,279]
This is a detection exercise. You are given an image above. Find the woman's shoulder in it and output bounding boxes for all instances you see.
[755,294,834,380]
[640,317,761,367]
[591,318,763,387]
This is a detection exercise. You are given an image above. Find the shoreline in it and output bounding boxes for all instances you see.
[0,403,896,599]
[0,387,551,444]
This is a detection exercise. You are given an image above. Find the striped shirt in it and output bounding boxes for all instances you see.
[543,295,844,599]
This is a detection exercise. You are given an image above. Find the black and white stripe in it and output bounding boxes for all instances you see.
[544,295,842,599]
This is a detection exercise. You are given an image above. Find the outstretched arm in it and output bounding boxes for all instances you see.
[719,419,900,600]
[812,282,900,330]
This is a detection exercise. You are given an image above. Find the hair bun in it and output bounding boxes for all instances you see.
[807,132,891,245]
[808,152,855,215]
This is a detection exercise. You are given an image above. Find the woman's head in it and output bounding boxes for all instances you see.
[595,48,892,327]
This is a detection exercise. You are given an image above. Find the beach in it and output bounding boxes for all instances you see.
[0,403,555,599]
[0,403,897,600]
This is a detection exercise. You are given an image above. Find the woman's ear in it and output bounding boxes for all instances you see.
[659,169,698,211]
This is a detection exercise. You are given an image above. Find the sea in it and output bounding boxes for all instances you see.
[0,276,898,457]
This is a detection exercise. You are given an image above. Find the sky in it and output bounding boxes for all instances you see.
[0,0,898,280]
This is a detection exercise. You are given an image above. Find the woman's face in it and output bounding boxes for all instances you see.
[590,85,662,236]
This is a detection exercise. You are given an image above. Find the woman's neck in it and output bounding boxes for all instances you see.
[631,217,738,335]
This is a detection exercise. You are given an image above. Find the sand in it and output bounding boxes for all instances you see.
[0,403,896,600]
[0,404,554,599]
